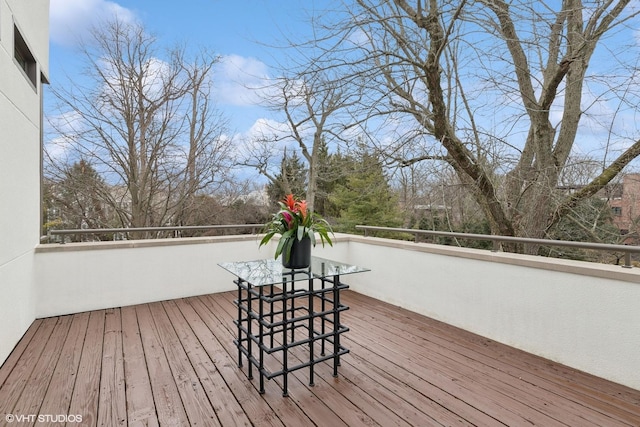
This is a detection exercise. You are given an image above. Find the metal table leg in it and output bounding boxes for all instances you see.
[258,285,265,393]
[333,274,341,377]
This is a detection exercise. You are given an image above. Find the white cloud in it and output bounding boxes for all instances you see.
[229,117,301,165]
[347,27,371,49]
[215,55,272,106]
[97,55,171,103]
[244,118,293,140]
[44,110,84,163]
[45,135,74,164]
[50,0,136,46]
[230,118,295,152]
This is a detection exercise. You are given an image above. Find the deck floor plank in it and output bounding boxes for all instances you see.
[179,296,287,427]
[348,313,548,427]
[135,303,191,426]
[0,318,55,417]
[37,312,90,426]
[344,345,490,426]
[1,290,639,427]
[345,294,610,426]
[67,310,105,427]
[211,291,390,427]
[11,315,72,421]
[360,290,640,409]
[201,293,351,427]
[0,319,43,388]
[120,305,159,427]
[147,301,221,427]
[348,291,640,424]
[161,299,252,427]
[97,308,127,427]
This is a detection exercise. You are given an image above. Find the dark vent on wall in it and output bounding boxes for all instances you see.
[14,25,37,88]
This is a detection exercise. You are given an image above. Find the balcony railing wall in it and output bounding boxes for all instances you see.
[33,234,349,318]
[343,235,640,391]
[29,233,640,391]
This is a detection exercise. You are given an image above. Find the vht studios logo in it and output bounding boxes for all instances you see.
[5,413,83,423]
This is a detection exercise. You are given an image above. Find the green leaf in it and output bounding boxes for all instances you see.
[282,237,295,261]
[259,231,275,247]
[275,236,287,259]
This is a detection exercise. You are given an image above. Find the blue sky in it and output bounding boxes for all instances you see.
[47,1,640,180]
[48,0,317,137]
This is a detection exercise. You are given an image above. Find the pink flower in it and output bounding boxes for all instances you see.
[282,211,293,228]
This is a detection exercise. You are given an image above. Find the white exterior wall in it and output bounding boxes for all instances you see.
[344,236,640,391]
[0,0,49,365]
[34,236,263,317]
[33,234,349,317]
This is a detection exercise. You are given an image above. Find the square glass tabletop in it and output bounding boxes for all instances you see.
[218,256,370,287]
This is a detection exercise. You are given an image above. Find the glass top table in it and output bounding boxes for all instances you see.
[218,256,369,396]
[218,256,370,287]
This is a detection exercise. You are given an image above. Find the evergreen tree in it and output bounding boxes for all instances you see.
[266,150,308,205]
[317,148,354,219]
[330,151,401,233]
[314,138,332,216]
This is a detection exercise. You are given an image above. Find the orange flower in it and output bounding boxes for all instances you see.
[297,199,308,219]
[283,194,297,211]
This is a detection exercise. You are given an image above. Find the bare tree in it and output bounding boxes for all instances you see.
[301,0,640,252]
[175,52,232,225]
[42,160,113,240]
[243,70,359,211]
[45,19,231,233]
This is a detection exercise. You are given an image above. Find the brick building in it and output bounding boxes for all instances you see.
[608,173,640,235]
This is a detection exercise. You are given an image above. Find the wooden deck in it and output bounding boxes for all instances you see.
[1,290,639,426]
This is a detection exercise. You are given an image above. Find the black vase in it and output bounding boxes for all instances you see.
[283,236,311,269]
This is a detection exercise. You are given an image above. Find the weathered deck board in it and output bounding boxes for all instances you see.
[12,315,72,420]
[135,303,190,426]
[197,294,347,427]
[120,305,158,427]
[147,301,220,426]
[98,308,126,427]
[0,319,54,418]
[0,319,43,388]
[67,310,104,426]
[161,299,250,427]
[1,290,639,427]
[38,312,89,426]
[349,291,640,425]
[347,291,640,424]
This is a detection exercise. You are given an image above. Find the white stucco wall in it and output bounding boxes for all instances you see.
[34,236,264,317]
[33,234,349,318]
[344,236,640,391]
[0,0,49,365]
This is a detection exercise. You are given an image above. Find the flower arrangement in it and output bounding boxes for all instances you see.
[259,194,334,263]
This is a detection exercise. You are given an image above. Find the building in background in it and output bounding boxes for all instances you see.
[608,173,640,237]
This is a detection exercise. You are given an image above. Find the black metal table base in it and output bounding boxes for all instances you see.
[233,270,350,396]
